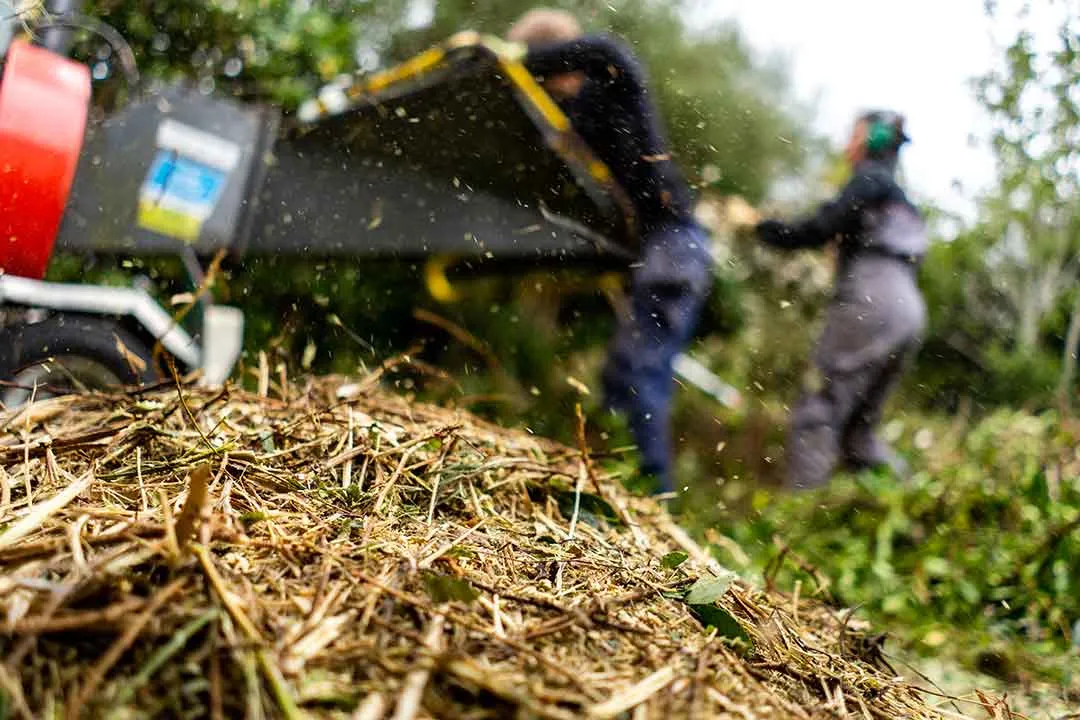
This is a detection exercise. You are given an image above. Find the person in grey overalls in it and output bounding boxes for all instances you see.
[754,111,927,489]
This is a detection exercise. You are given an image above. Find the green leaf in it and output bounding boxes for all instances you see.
[689,604,750,643]
[551,490,622,529]
[923,557,950,577]
[444,545,476,559]
[240,511,268,526]
[295,668,357,709]
[422,572,479,605]
[661,551,689,569]
[684,571,737,605]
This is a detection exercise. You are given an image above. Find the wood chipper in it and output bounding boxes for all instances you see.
[0,3,740,409]
[0,5,639,404]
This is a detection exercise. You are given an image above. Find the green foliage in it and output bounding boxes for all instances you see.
[697,269,747,338]
[978,346,1061,407]
[421,571,479,604]
[544,486,622,529]
[890,4,1080,412]
[687,604,750,644]
[84,0,409,106]
[914,4,1080,407]
[684,572,736,605]
[699,409,1080,680]
[682,570,750,643]
[660,551,688,569]
[911,226,1073,410]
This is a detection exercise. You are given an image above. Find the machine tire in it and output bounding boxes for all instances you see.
[0,314,159,408]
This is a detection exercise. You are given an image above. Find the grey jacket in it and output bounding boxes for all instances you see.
[756,158,927,373]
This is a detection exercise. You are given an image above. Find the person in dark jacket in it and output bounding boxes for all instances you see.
[753,110,927,489]
[505,9,714,494]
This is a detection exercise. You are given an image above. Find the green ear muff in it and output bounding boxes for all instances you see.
[866,121,895,153]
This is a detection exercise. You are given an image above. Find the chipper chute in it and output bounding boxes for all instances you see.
[53,32,638,266]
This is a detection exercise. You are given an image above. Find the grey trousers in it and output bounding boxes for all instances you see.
[786,256,926,490]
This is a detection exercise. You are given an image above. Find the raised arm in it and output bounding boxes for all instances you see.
[756,169,896,251]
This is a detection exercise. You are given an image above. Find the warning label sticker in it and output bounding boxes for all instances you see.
[137,120,241,242]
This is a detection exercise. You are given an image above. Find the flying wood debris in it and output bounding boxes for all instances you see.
[0,376,990,718]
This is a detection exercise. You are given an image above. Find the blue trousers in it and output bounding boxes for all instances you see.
[602,222,712,493]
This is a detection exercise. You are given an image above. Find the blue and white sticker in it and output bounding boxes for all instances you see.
[141,152,227,220]
[137,120,241,241]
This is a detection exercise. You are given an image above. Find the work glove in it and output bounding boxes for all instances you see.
[724,195,761,229]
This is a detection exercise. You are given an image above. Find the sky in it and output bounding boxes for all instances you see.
[691,0,1008,220]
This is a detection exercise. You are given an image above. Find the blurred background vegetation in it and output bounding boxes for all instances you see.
[45,0,1079,712]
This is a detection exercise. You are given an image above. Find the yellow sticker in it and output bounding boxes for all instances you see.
[136,199,202,243]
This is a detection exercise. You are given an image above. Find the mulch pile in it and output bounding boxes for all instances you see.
[0,372,1003,719]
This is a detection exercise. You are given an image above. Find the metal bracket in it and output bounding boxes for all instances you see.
[0,274,201,368]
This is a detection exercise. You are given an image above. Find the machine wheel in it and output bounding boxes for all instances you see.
[0,314,159,408]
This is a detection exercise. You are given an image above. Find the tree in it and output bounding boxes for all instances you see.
[969,2,1079,402]
[84,0,412,106]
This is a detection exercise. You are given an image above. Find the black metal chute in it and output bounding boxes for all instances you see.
[248,53,632,264]
[55,35,637,269]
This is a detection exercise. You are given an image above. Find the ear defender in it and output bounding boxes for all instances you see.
[866,120,896,153]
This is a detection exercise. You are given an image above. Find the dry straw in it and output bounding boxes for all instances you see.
[0,371,1002,719]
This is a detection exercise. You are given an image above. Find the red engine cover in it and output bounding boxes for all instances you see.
[0,39,91,280]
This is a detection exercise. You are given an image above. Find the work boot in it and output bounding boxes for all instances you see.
[786,422,842,491]
[844,434,911,482]
[641,464,674,497]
